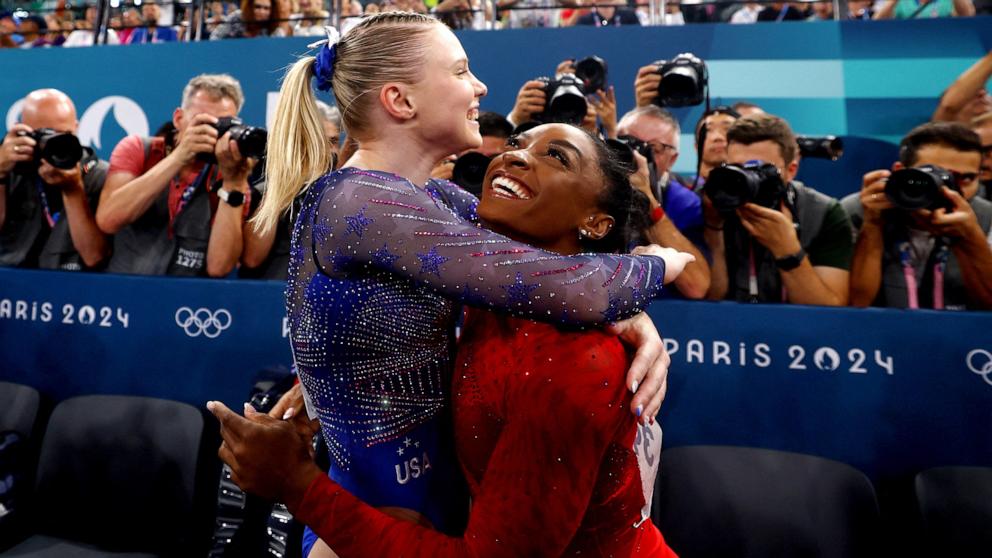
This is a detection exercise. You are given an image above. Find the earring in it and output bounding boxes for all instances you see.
[578,229,589,240]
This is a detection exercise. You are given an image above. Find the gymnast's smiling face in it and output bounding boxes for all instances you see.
[477,124,617,257]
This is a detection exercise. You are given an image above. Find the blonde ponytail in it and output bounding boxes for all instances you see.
[253,56,331,235]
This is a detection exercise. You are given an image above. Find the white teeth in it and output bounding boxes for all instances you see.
[492,176,532,200]
[468,108,479,121]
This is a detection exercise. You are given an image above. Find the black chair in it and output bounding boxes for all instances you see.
[1,395,217,557]
[0,382,41,440]
[915,466,992,558]
[0,382,43,550]
[653,445,880,558]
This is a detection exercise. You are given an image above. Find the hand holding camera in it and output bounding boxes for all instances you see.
[919,187,980,240]
[736,202,802,259]
[37,159,84,191]
[508,80,548,126]
[0,124,37,178]
[174,113,221,166]
[214,131,254,186]
[859,169,894,225]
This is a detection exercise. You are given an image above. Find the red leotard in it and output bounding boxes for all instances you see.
[294,310,678,557]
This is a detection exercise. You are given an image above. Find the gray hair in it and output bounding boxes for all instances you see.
[181,74,245,111]
[315,101,342,130]
[619,105,680,133]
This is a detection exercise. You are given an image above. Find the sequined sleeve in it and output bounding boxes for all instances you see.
[311,169,665,324]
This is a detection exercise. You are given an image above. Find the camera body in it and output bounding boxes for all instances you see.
[705,160,788,213]
[199,117,267,164]
[533,73,588,126]
[16,128,83,170]
[797,135,844,161]
[574,56,608,94]
[885,164,957,211]
[451,151,493,197]
[653,53,707,108]
[607,135,659,191]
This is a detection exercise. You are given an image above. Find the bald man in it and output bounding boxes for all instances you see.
[0,89,110,270]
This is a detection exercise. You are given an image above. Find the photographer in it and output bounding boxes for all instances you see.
[703,114,853,306]
[0,89,110,270]
[618,105,710,298]
[508,63,616,138]
[843,122,992,310]
[96,74,257,277]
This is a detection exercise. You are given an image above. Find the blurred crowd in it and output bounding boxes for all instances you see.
[0,0,988,47]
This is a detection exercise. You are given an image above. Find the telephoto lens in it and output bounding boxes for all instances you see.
[535,74,588,125]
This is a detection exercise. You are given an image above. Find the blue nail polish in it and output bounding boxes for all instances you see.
[636,405,643,417]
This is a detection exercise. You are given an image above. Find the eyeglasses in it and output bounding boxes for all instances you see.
[647,141,677,155]
[254,3,271,9]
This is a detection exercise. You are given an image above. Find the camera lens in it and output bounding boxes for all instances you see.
[574,56,608,93]
[451,151,492,196]
[548,75,587,125]
[706,165,757,212]
[232,126,267,159]
[796,135,844,160]
[885,165,953,211]
[36,131,83,169]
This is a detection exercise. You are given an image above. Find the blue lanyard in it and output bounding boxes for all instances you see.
[34,178,60,228]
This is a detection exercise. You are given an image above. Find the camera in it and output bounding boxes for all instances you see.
[797,135,844,161]
[16,128,83,169]
[534,73,587,126]
[885,164,957,211]
[607,135,659,191]
[705,160,788,213]
[451,151,492,196]
[199,116,267,164]
[574,56,608,93]
[653,53,707,108]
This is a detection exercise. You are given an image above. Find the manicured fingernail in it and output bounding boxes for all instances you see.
[206,401,216,411]
[631,380,638,393]
[636,404,643,417]
[283,407,295,420]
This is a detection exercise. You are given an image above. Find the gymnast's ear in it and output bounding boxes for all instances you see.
[380,82,416,122]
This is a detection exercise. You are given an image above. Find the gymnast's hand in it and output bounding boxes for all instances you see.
[269,383,322,453]
[608,313,670,426]
[208,400,322,512]
[632,244,696,284]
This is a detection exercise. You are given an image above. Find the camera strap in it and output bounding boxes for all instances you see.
[898,240,948,310]
[34,178,60,228]
[747,240,788,303]
[169,164,217,237]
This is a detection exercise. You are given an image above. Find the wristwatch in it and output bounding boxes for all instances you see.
[217,188,245,208]
[775,248,806,271]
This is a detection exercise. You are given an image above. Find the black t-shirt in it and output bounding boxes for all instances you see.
[575,8,641,26]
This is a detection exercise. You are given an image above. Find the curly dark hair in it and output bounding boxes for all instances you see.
[577,129,653,254]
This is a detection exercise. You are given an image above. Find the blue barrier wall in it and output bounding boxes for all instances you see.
[2,17,990,183]
[1,268,990,487]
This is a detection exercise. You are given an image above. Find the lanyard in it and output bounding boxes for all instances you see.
[748,240,789,303]
[899,241,948,310]
[169,164,216,236]
[34,178,60,228]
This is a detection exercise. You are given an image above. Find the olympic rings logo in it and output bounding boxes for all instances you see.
[966,349,992,387]
[175,307,232,339]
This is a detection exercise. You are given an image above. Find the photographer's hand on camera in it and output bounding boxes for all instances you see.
[215,132,254,186]
[736,202,803,259]
[0,125,37,179]
[37,159,84,191]
[859,170,894,227]
[508,80,547,126]
[629,150,655,204]
[589,87,618,139]
[920,187,982,240]
[173,113,220,166]
[633,65,661,109]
